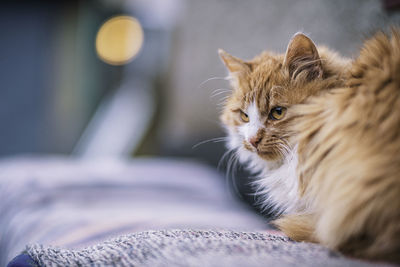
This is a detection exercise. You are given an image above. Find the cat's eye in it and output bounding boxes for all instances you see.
[269,106,286,120]
[240,110,249,122]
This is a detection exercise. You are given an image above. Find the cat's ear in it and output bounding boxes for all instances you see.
[218,49,250,73]
[283,33,323,81]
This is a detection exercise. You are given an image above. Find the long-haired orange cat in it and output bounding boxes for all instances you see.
[219,29,400,263]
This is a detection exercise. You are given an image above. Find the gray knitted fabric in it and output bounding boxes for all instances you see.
[26,230,391,267]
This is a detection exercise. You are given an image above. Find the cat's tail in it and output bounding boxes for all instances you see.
[272,213,317,243]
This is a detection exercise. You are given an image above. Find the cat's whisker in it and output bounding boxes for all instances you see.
[212,89,231,95]
[225,152,235,189]
[217,95,231,102]
[279,147,290,158]
[211,88,231,94]
[197,76,228,89]
[276,142,291,159]
[210,88,231,98]
[228,152,242,198]
[192,137,227,149]
[217,148,235,171]
[216,98,231,107]
[225,151,242,198]
[217,94,231,103]
[211,91,231,98]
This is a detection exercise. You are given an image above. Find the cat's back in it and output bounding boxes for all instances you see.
[335,28,400,177]
[295,28,400,263]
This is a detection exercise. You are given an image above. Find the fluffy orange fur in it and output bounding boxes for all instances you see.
[219,29,400,263]
[280,29,400,263]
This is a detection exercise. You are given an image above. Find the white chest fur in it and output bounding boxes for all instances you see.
[255,149,302,215]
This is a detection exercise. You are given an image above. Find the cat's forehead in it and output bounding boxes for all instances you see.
[241,59,288,110]
[252,55,287,84]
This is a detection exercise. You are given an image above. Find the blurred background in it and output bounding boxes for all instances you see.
[1,0,400,207]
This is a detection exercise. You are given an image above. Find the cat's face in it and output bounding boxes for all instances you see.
[219,34,334,167]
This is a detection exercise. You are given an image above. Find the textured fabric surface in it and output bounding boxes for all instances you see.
[7,252,39,267]
[26,230,392,267]
[2,158,394,266]
[0,157,267,265]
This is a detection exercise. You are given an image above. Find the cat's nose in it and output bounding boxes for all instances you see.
[249,136,261,148]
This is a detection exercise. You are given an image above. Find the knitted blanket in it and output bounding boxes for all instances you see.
[0,157,267,265]
[25,230,390,267]
[2,158,395,266]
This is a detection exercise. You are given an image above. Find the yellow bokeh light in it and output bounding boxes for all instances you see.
[96,16,144,66]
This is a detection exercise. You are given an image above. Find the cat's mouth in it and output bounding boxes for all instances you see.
[257,149,281,161]
[257,150,272,155]
[243,142,279,160]
[243,140,281,160]
[256,150,275,158]
[244,142,269,154]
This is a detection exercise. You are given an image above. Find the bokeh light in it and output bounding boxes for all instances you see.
[95,16,144,65]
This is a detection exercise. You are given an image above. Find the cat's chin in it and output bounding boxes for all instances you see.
[244,146,281,162]
[256,151,277,161]
[235,147,281,173]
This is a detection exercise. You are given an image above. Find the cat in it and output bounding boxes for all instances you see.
[218,33,350,215]
[218,29,400,263]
